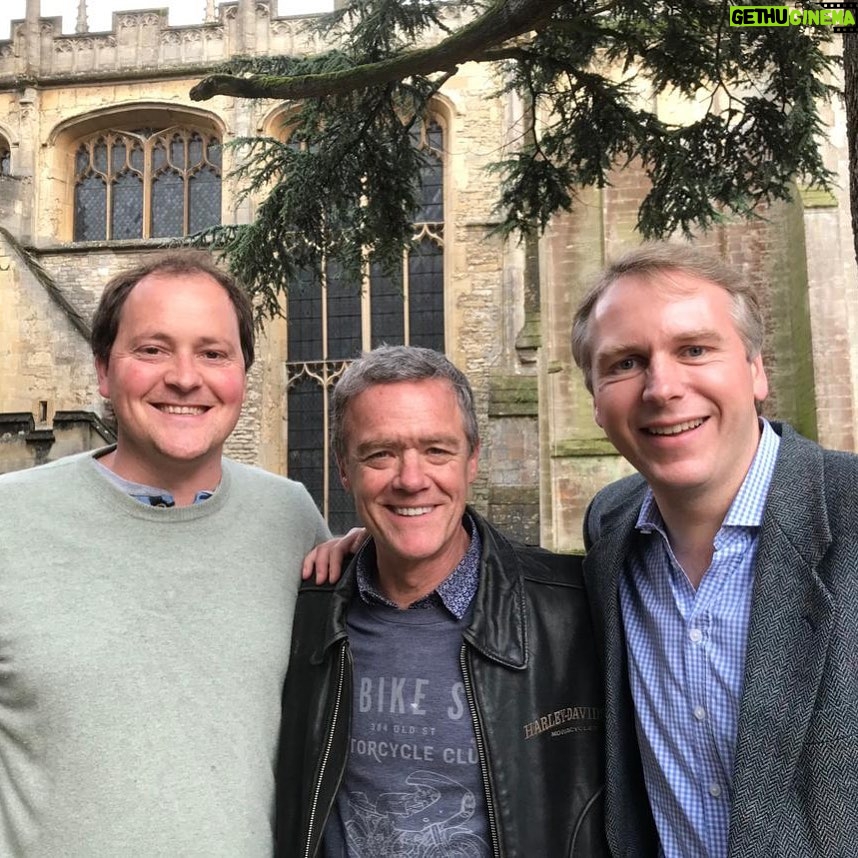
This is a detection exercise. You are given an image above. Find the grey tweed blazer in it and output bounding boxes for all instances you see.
[583,422,858,858]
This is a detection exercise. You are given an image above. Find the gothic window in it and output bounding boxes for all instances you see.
[286,117,445,532]
[73,127,221,241]
[0,145,10,175]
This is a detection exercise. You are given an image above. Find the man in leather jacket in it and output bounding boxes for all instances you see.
[276,345,610,858]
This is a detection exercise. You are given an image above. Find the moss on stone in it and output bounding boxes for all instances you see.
[488,374,538,416]
[551,438,619,457]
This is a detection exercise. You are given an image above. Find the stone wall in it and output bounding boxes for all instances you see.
[1,1,856,548]
[0,411,115,474]
[0,234,100,425]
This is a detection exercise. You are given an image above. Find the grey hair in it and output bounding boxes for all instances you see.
[571,242,764,393]
[331,345,479,459]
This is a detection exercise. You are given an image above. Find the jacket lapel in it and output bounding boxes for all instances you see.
[729,426,834,855]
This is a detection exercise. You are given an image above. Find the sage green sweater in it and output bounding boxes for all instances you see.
[0,450,329,856]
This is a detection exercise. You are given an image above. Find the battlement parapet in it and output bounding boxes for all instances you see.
[0,1,467,84]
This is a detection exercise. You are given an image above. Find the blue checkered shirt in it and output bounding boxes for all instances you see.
[620,419,780,858]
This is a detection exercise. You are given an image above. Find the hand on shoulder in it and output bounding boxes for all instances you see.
[301,527,368,584]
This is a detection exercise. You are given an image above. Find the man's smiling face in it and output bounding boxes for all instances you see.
[589,269,768,511]
[337,378,479,588]
[95,271,247,489]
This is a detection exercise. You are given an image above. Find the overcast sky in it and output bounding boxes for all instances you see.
[1,0,332,39]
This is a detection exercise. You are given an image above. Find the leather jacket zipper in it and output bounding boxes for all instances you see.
[460,644,502,857]
[303,641,348,858]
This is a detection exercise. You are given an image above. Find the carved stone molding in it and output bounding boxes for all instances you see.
[271,20,295,36]
[119,13,162,29]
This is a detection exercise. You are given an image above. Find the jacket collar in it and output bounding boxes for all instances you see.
[463,508,528,669]
[312,507,528,669]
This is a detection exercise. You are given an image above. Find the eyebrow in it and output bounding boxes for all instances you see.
[594,342,638,360]
[595,329,726,361]
[671,328,727,343]
[354,435,463,454]
[130,332,234,348]
[195,336,236,349]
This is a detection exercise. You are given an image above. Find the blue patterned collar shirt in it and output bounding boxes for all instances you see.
[355,514,481,620]
[92,456,215,506]
[620,419,781,858]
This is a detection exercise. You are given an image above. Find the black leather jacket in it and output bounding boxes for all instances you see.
[276,509,609,858]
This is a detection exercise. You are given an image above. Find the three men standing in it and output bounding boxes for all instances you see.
[4,241,854,858]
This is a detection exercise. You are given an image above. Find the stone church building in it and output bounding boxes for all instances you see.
[1,0,856,549]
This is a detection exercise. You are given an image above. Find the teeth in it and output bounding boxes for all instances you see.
[647,419,704,436]
[159,405,207,415]
[393,506,433,517]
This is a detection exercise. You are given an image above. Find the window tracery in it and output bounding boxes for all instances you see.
[73,126,221,241]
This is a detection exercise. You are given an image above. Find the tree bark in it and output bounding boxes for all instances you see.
[845,33,858,270]
[190,0,562,102]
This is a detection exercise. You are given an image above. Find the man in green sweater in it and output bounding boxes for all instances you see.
[0,252,329,856]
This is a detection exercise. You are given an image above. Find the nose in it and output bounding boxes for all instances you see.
[392,450,430,492]
[164,353,202,391]
[641,354,684,404]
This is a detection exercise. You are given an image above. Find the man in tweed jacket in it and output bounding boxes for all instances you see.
[572,243,858,857]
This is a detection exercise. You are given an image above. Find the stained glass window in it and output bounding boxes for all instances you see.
[74,173,107,242]
[370,260,405,348]
[286,115,446,532]
[151,169,183,238]
[407,234,444,350]
[73,126,221,242]
[111,171,144,240]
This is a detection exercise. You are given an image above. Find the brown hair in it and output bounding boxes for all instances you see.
[91,250,255,370]
[571,243,763,392]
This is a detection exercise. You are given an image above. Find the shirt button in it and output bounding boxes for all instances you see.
[693,706,706,721]
[709,783,722,797]
[689,628,703,643]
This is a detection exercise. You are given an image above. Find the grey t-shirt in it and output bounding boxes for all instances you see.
[323,596,491,857]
